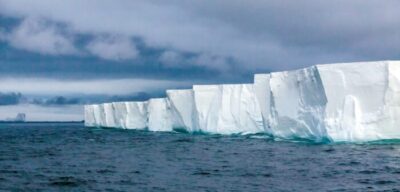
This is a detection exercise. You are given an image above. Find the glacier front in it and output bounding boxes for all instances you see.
[84,60,400,142]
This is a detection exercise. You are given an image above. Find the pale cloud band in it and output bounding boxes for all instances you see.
[0,78,193,95]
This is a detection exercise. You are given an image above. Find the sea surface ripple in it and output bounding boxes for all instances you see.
[1,123,400,191]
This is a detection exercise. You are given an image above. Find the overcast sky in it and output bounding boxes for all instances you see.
[0,0,399,121]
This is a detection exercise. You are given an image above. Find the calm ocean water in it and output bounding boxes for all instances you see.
[0,123,400,191]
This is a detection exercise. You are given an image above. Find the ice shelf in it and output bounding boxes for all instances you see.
[84,60,400,142]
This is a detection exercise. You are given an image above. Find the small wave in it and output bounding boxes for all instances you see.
[86,126,400,145]
[48,176,86,187]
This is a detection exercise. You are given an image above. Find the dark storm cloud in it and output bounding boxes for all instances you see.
[0,92,82,106]
[0,91,164,107]
[0,0,399,80]
[33,96,81,106]
[32,92,163,105]
[0,41,227,81]
[0,92,23,105]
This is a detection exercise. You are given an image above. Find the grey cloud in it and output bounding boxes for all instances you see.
[184,0,400,64]
[1,17,140,60]
[0,0,399,73]
[3,17,78,55]
[159,50,231,71]
[0,29,5,40]
[0,92,24,105]
[33,96,81,106]
[86,35,139,61]
[0,92,81,106]
[31,93,156,106]
[0,90,165,109]
[105,92,155,102]
[0,91,160,107]
[159,50,183,68]
[190,54,230,71]
[0,0,287,71]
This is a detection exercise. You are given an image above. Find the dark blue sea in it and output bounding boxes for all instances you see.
[0,123,400,191]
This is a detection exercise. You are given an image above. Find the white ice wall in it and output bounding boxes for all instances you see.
[253,61,400,142]
[84,60,400,142]
[382,61,400,139]
[193,84,264,134]
[94,104,106,127]
[254,74,272,134]
[317,61,400,142]
[84,105,96,127]
[104,103,117,128]
[126,102,148,130]
[113,102,128,129]
[268,66,328,141]
[86,102,148,129]
[147,98,173,132]
[192,85,220,133]
[166,89,199,132]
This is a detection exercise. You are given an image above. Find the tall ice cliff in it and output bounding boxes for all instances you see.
[84,61,400,142]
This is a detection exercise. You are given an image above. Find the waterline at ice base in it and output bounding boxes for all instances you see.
[84,61,400,143]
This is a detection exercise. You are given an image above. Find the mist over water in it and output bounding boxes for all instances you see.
[1,123,400,191]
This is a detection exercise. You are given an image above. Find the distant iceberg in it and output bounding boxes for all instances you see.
[4,113,26,122]
[84,60,400,142]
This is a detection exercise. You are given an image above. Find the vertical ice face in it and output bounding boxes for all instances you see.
[103,103,117,128]
[91,105,99,126]
[166,89,199,132]
[317,61,400,142]
[268,66,328,141]
[380,61,400,139]
[126,102,148,130]
[112,102,128,129]
[254,74,272,134]
[193,84,264,134]
[317,61,386,141]
[84,105,96,127]
[193,85,221,133]
[93,104,106,127]
[147,98,173,131]
[219,84,264,134]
